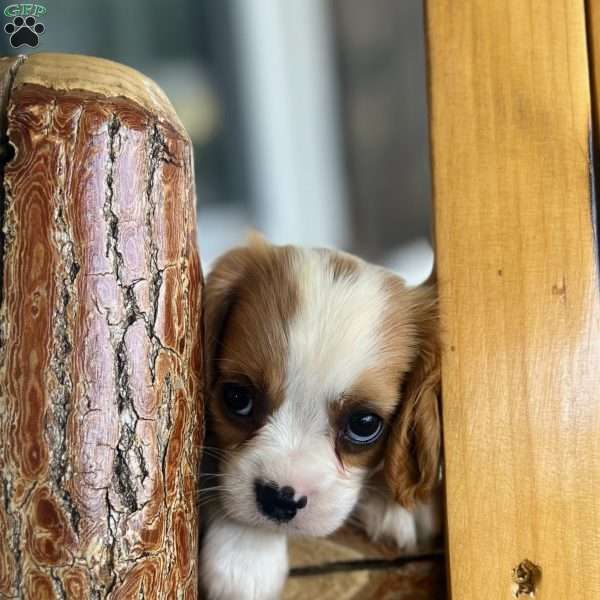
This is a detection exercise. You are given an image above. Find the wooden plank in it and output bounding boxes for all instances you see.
[426,1,600,598]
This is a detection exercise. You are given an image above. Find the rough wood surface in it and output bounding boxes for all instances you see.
[427,2,600,599]
[0,54,202,598]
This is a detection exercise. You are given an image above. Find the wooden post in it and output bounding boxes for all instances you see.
[0,54,203,598]
[426,2,600,598]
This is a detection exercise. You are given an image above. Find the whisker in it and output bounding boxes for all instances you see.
[197,486,228,494]
[201,446,234,457]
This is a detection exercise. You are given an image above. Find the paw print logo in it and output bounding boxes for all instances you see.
[4,16,45,48]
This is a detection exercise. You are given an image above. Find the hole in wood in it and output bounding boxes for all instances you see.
[512,559,541,598]
[0,138,14,164]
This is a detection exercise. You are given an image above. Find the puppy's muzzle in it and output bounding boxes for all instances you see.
[254,480,308,523]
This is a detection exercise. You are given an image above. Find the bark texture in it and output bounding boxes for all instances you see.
[0,54,203,599]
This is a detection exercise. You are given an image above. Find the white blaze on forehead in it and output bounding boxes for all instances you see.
[283,248,389,410]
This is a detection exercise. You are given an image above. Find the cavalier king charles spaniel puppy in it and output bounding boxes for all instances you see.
[200,234,442,600]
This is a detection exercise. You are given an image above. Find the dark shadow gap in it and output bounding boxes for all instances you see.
[585,2,600,276]
[289,548,444,578]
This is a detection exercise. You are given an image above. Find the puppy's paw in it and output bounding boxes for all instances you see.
[356,491,419,551]
[200,516,288,600]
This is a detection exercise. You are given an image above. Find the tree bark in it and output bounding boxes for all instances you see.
[0,54,203,599]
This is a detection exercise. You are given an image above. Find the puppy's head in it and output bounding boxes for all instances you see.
[204,235,440,536]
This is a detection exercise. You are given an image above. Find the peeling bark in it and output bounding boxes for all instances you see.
[0,55,203,599]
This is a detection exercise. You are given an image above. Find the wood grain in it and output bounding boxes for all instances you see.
[427,1,600,598]
[0,54,202,598]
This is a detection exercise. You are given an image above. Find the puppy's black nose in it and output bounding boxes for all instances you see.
[254,480,308,523]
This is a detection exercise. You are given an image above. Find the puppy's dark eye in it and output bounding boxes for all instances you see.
[223,383,253,417]
[344,412,383,445]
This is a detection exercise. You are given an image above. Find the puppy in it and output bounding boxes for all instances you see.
[200,235,441,600]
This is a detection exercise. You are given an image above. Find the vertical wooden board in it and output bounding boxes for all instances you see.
[426,1,600,599]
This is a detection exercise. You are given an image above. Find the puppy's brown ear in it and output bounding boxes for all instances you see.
[203,233,270,386]
[384,285,441,508]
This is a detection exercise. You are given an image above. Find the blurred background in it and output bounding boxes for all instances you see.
[1,0,433,284]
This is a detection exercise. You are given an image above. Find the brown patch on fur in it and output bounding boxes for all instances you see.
[327,273,437,473]
[379,275,424,370]
[204,236,299,448]
[321,248,360,282]
[382,279,441,508]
